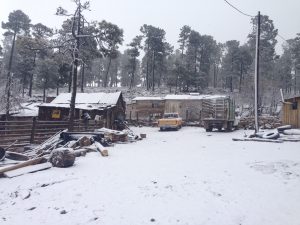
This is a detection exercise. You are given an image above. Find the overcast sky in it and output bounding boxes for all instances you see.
[1,0,299,53]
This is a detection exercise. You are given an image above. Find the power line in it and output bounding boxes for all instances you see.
[223,0,254,18]
[224,0,289,44]
[277,33,288,42]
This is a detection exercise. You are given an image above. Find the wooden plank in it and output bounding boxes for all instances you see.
[1,133,31,138]
[0,121,33,124]
[4,162,52,178]
[0,157,46,174]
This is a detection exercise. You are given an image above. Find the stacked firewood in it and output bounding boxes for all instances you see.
[0,128,142,178]
[239,116,282,129]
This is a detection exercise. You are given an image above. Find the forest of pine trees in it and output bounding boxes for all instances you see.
[1,1,300,113]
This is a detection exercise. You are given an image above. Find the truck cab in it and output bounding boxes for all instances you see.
[158,113,182,131]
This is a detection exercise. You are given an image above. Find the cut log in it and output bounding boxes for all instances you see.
[0,157,47,175]
[74,149,88,157]
[49,148,75,168]
[77,136,93,147]
[5,151,30,161]
[94,142,108,157]
[232,137,283,143]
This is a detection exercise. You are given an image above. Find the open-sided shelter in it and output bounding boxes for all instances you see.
[38,92,126,128]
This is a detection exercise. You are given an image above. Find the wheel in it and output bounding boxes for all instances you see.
[160,127,163,131]
[262,131,279,139]
[226,122,233,132]
[217,127,222,132]
[206,127,212,132]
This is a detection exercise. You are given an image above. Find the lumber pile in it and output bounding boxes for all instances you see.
[233,125,300,143]
[0,127,143,178]
[239,116,282,129]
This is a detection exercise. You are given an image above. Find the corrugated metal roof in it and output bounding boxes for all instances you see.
[164,94,227,100]
[51,92,121,105]
[132,97,164,101]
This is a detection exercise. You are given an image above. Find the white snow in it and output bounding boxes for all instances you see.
[165,94,227,100]
[12,103,41,117]
[1,127,300,225]
[132,97,164,101]
[51,92,121,105]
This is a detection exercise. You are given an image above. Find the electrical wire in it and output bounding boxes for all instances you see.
[223,0,255,18]
[224,0,290,44]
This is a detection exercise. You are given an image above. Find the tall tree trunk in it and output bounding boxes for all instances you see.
[43,78,48,103]
[239,61,243,92]
[104,57,112,88]
[5,31,17,119]
[29,52,37,97]
[81,63,85,92]
[129,58,136,89]
[69,5,81,131]
[146,43,150,90]
[152,51,155,92]
[22,74,26,97]
[68,70,72,93]
[213,63,217,88]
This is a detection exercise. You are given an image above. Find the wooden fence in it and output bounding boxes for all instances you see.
[0,119,104,148]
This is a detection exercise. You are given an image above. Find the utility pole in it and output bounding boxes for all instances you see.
[254,11,261,134]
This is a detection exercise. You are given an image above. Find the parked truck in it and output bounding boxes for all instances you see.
[158,113,183,131]
[202,96,237,132]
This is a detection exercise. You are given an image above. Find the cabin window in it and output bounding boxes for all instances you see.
[152,102,159,108]
[292,101,298,110]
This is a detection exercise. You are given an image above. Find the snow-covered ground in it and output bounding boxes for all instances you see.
[1,127,300,225]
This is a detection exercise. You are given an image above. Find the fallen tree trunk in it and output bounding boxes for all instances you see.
[0,157,47,175]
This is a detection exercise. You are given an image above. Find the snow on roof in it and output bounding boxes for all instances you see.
[39,103,113,111]
[51,92,121,105]
[12,103,41,117]
[164,94,227,100]
[132,97,164,101]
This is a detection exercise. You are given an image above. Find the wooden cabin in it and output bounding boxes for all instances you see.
[282,96,300,128]
[127,97,165,122]
[38,92,126,129]
[164,93,227,121]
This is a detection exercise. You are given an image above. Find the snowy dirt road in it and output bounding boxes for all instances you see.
[1,127,300,225]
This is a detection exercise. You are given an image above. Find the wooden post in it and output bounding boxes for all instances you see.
[186,110,189,122]
[136,112,139,122]
[30,117,37,144]
[130,111,132,121]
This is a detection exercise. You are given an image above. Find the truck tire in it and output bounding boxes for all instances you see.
[226,122,233,132]
[206,127,212,132]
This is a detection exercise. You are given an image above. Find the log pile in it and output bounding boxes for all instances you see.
[0,128,142,178]
[239,116,282,129]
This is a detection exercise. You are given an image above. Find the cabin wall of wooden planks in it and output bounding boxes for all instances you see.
[164,100,203,121]
[282,97,300,128]
[126,100,165,121]
[0,119,105,148]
